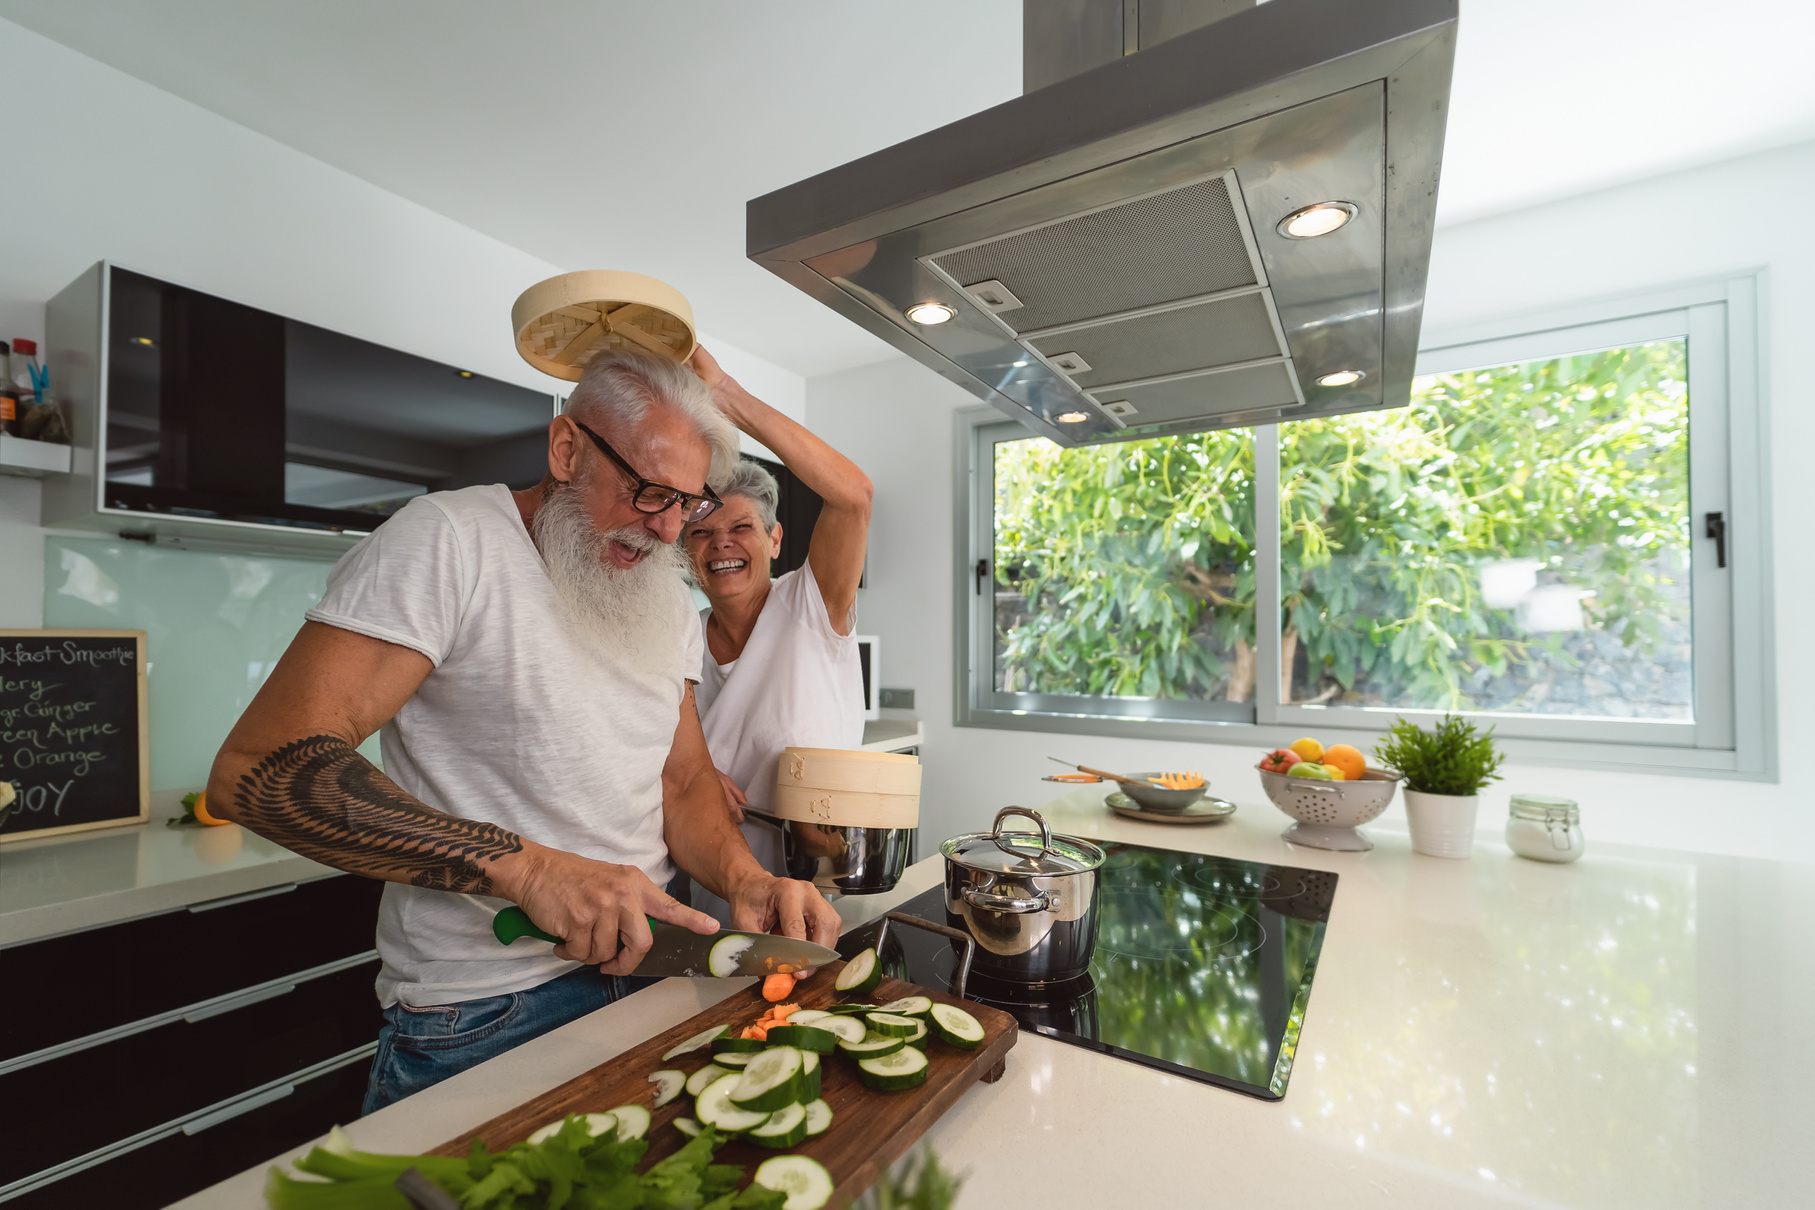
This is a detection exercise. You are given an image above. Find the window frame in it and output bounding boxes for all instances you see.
[954,273,1775,780]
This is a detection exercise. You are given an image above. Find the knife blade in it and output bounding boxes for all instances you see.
[491,906,839,977]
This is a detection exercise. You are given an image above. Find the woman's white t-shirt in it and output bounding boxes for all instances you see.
[693,561,864,922]
[305,484,702,1007]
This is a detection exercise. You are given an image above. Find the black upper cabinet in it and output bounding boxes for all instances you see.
[103,267,556,535]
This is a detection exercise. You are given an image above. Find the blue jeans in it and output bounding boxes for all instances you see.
[363,966,656,1114]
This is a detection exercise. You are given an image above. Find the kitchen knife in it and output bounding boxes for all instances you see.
[491,906,839,977]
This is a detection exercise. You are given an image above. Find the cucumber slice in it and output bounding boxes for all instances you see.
[526,1112,616,1145]
[785,1009,833,1026]
[747,1101,808,1149]
[754,1155,835,1210]
[764,1024,838,1053]
[865,1012,920,1038]
[696,1072,771,1133]
[834,949,881,995]
[856,1044,930,1092]
[874,995,933,1017]
[824,1003,873,1015]
[606,1104,650,1141]
[685,1063,730,1096]
[714,1051,758,1068]
[802,1098,833,1138]
[928,1003,986,1049]
[662,1024,729,1061]
[815,1015,868,1045]
[648,1069,686,1108]
[837,1031,904,1059]
[711,1036,768,1056]
[729,1046,805,1113]
[674,1117,703,1139]
[800,1050,821,1100]
[708,934,756,977]
[904,1019,929,1050]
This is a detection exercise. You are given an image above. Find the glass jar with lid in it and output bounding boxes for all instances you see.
[1505,794,1584,863]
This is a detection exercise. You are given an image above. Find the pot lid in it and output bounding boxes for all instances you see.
[942,807,1105,876]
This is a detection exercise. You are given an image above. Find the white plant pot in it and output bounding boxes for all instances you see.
[1403,790,1479,859]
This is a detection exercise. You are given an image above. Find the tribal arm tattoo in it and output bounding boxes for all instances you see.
[232,734,525,894]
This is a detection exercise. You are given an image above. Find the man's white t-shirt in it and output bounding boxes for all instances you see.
[692,561,863,923]
[304,485,703,1008]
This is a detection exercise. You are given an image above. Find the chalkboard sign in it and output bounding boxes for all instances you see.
[0,629,150,842]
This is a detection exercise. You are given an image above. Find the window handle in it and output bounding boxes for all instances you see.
[1705,512,1727,569]
[975,558,989,595]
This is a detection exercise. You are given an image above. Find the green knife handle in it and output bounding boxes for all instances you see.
[491,907,663,947]
[493,906,561,946]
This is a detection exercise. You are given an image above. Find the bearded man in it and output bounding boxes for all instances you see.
[207,350,840,1113]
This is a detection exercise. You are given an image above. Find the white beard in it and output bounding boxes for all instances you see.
[531,481,687,663]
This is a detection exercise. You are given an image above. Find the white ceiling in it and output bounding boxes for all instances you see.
[4,0,1811,378]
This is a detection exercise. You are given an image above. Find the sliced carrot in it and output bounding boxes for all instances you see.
[766,1003,800,1022]
[761,972,797,1002]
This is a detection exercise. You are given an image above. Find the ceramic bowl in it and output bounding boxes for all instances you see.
[1118,772,1209,813]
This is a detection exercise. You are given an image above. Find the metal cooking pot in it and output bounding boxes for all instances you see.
[745,808,913,895]
[941,807,1105,985]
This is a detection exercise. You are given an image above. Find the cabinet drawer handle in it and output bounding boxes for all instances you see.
[186,883,297,913]
[181,1083,294,1135]
[183,982,295,1023]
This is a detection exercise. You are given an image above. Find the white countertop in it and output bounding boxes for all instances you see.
[177,787,1815,1209]
[0,796,336,946]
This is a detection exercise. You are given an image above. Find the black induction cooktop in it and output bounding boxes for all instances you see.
[839,842,1335,1100]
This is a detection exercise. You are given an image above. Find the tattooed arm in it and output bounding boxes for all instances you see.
[208,621,718,973]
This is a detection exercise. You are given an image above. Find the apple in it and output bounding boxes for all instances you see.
[1287,762,1335,780]
[1259,748,1302,774]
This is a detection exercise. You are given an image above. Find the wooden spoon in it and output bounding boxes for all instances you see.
[1046,756,1150,788]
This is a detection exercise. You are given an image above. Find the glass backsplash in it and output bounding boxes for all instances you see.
[42,537,380,793]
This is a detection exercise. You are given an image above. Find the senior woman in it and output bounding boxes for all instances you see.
[683,347,872,921]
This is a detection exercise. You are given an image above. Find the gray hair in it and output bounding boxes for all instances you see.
[720,458,780,530]
[563,351,739,485]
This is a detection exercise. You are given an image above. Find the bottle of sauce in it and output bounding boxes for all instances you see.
[0,340,18,438]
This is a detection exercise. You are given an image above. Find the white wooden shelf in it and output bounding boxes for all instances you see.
[0,433,72,477]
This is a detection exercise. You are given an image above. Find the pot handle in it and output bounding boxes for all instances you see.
[876,912,977,1002]
[962,885,1052,914]
[991,806,1057,859]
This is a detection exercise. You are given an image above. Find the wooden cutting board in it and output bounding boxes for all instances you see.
[427,962,1018,1207]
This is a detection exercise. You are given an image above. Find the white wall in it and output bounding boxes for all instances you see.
[0,15,802,629]
[816,138,1815,864]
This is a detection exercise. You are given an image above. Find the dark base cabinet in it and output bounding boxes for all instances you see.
[0,874,384,1206]
[2,1056,370,1210]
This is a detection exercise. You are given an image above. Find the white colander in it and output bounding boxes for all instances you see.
[1257,765,1402,852]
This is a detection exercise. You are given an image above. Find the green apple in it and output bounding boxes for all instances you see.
[1286,762,1335,780]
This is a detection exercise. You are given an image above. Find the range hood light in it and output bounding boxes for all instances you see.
[1277,201,1358,239]
[1316,369,1365,387]
[905,302,955,325]
[1056,411,1091,424]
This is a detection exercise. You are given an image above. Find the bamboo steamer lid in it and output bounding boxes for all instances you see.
[511,270,697,381]
[772,747,921,830]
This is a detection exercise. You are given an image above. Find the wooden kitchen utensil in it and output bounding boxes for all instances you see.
[512,269,697,380]
[425,963,1017,1208]
[1047,755,1147,788]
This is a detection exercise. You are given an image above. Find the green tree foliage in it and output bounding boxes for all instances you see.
[993,341,1689,709]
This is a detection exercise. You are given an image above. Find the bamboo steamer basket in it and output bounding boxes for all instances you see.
[511,270,697,381]
[771,747,921,830]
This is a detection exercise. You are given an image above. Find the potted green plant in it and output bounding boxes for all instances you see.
[1374,716,1504,858]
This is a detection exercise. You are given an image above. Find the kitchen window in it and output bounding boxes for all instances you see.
[959,275,1773,777]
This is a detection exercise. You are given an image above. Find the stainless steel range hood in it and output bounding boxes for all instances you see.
[747,0,1456,445]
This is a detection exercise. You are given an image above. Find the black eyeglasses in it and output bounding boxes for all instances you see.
[569,418,723,523]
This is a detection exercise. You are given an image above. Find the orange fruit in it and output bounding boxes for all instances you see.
[192,791,231,827]
[1288,737,1325,763]
[1322,744,1366,781]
